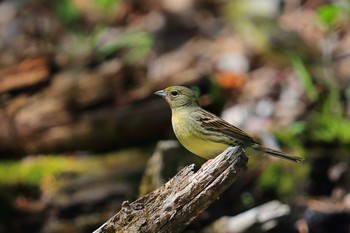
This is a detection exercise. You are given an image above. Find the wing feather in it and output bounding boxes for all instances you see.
[192,108,258,146]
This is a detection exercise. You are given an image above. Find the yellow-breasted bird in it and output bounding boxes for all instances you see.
[155,86,303,162]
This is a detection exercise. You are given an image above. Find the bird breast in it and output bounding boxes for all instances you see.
[171,110,228,159]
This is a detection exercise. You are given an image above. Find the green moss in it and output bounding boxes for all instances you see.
[0,149,150,186]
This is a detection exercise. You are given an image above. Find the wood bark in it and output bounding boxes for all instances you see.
[93,146,248,233]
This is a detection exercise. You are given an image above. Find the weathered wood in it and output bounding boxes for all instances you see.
[93,146,248,233]
[139,140,202,196]
[202,200,291,233]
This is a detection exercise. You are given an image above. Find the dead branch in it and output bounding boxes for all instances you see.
[93,146,248,233]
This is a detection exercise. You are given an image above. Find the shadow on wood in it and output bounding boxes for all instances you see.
[93,146,248,233]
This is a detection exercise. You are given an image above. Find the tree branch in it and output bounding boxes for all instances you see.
[93,146,248,233]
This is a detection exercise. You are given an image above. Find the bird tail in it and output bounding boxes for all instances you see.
[259,146,304,163]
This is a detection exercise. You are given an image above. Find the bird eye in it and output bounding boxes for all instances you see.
[170,90,179,97]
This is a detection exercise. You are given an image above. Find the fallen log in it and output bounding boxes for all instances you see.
[203,200,291,233]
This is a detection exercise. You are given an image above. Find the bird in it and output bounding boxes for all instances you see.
[155,86,303,162]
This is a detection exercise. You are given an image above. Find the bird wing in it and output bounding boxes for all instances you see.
[192,108,258,146]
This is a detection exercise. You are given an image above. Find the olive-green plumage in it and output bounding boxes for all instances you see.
[155,86,303,162]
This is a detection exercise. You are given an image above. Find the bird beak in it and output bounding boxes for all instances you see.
[154,90,166,98]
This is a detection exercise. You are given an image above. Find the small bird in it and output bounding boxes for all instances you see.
[155,86,303,162]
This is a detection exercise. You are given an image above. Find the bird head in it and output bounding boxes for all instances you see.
[155,86,199,109]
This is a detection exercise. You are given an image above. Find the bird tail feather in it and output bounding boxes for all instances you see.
[261,146,304,163]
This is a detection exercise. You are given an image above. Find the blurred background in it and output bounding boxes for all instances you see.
[0,0,349,232]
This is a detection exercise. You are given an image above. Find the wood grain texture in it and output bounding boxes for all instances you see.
[93,146,248,233]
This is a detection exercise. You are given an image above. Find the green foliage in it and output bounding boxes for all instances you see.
[94,0,119,12]
[249,146,307,199]
[309,90,350,144]
[55,0,121,26]
[0,150,148,186]
[257,163,296,197]
[98,31,154,64]
[59,28,153,65]
[317,2,350,31]
[55,0,81,24]
[275,121,305,154]
[280,91,350,146]
[317,4,340,28]
[285,49,349,146]
[0,156,85,185]
[279,85,350,146]
[311,113,350,144]
[288,53,318,101]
